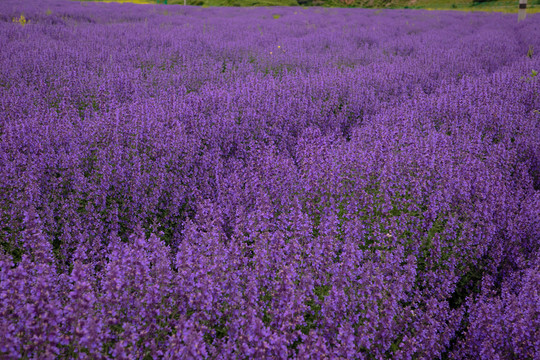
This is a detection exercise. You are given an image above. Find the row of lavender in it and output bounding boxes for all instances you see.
[1,1,539,358]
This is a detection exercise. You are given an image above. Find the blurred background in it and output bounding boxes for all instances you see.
[83,0,540,11]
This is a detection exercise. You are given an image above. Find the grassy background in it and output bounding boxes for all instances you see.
[403,0,540,12]
[79,0,540,13]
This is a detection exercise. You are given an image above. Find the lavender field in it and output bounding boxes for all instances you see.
[1,1,540,358]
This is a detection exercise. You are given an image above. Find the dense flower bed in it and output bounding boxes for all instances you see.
[1,1,539,358]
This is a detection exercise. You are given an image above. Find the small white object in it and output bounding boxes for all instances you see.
[518,0,527,22]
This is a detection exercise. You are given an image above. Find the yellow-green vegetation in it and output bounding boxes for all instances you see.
[12,14,27,25]
[314,0,540,11]
[79,0,540,11]
[405,0,540,13]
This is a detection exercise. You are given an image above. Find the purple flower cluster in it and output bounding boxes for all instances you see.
[1,1,539,358]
